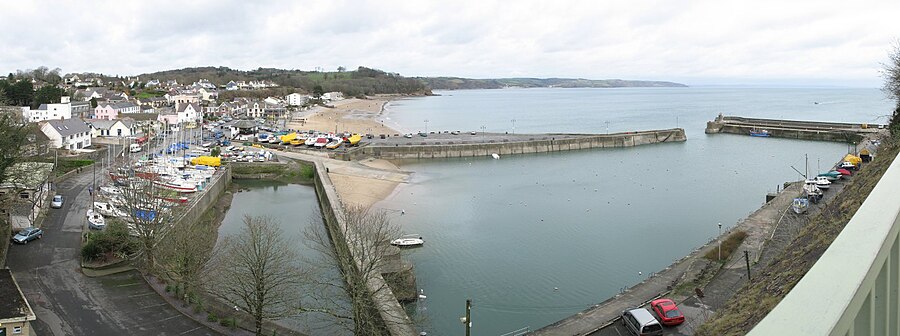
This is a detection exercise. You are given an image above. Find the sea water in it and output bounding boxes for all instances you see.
[378,87,894,335]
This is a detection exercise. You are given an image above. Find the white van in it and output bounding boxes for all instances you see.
[621,308,663,336]
[129,144,142,153]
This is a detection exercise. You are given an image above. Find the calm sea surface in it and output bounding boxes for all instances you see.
[376,87,894,335]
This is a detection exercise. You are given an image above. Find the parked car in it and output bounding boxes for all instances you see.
[12,227,43,244]
[50,195,64,208]
[621,308,663,335]
[404,133,413,138]
[470,131,477,135]
[650,298,685,326]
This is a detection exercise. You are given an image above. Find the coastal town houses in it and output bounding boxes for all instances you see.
[87,119,136,138]
[322,91,344,101]
[225,80,239,91]
[0,269,37,335]
[22,127,51,157]
[0,162,54,230]
[71,100,92,118]
[144,79,161,88]
[165,93,201,106]
[75,87,121,101]
[286,93,309,106]
[158,102,201,125]
[137,96,167,108]
[20,96,73,122]
[93,102,139,120]
[39,118,92,149]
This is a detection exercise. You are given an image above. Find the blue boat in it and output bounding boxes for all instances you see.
[749,129,770,137]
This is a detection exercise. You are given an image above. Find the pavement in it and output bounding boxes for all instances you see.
[6,145,218,336]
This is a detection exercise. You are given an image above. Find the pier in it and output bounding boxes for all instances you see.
[705,114,882,142]
[334,128,687,160]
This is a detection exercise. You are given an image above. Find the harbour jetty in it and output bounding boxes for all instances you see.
[334,128,686,160]
[705,114,881,142]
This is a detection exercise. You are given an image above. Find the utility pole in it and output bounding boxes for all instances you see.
[461,299,471,336]
[718,223,722,261]
[744,250,752,281]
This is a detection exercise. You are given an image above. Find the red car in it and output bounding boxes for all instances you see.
[650,298,684,326]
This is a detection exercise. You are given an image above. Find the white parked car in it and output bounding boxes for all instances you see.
[50,195,64,209]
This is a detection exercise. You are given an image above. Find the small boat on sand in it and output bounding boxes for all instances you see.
[792,198,809,214]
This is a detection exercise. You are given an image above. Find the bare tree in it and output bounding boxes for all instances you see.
[305,205,412,335]
[882,41,900,130]
[116,178,182,272]
[206,215,305,335]
[158,218,215,303]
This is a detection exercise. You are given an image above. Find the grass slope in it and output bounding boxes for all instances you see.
[697,134,900,335]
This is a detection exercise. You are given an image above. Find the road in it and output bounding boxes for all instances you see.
[6,147,217,336]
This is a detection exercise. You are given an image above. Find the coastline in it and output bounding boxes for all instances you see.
[287,97,402,136]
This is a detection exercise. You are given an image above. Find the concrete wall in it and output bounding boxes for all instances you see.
[310,161,417,336]
[749,150,900,336]
[705,115,874,143]
[176,166,231,226]
[714,124,864,143]
[342,128,686,160]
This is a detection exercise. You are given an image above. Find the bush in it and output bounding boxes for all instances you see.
[219,317,236,329]
[81,220,135,261]
[207,312,218,322]
[300,164,315,179]
[704,231,748,262]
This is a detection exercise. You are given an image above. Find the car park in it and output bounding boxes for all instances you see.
[50,195,64,208]
[650,298,685,326]
[12,227,43,244]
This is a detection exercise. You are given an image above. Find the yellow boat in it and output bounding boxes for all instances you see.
[290,138,304,146]
[191,156,221,167]
[348,133,362,146]
[280,132,297,144]
[843,154,862,165]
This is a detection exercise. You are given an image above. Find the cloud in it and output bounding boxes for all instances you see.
[0,0,896,86]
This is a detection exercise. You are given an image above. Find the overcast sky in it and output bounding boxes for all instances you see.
[1,0,897,87]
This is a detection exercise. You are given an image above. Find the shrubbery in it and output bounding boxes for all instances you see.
[81,220,135,261]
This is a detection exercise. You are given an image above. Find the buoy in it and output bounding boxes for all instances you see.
[401,209,405,215]
[554,287,559,291]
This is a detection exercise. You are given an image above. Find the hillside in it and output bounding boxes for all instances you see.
[135,66,431,97]
[696,132,899,335]
[418,77,687,90]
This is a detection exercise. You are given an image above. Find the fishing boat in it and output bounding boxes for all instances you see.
[791,198,809,214]
[314,137,328,148]
[305,135,318,146]
[347,133,362,146]
[93,202,127,217]
[152,179,198,193]
[749,129,770,137]
[100,186,123,195]
[813,176,832,189]
[817,171,841,181]
[839,161,857,170]
[491,153,500,159]
[326,138,343,149]
[836,168,852,176]
[88,211,106,230]
[391,234,425,247]
[802,183,823,203]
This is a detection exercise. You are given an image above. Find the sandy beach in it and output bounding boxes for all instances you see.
[325,158,406,209]
[288,97,401,136]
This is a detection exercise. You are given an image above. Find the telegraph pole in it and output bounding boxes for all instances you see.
[459,299,472,336]
[718,223,722,261]
[744,250,752,281]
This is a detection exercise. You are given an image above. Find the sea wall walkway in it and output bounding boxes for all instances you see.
[335,128,686,160]
[705,114,881,143]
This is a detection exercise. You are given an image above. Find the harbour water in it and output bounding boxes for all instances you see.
[218,180,350,336]
[379,87,894,335]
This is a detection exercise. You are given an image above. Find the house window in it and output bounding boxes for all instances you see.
[14,325,22,334]
[19,192,29,199]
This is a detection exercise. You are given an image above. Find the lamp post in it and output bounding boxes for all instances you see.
[718,223,723,261]
[480,125,486,141]
[424,119,429,135]
[511,119,516,134]
[606,121,610,135]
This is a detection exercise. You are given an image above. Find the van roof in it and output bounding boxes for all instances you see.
[626,308,658,325]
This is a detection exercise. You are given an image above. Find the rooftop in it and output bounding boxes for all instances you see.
[0,269,36,323]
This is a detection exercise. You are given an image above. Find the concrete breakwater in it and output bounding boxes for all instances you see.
[310,160,418,336]
[337,128,686,160]
[705,114,881,143]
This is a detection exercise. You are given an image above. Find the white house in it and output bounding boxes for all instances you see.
[322,92,344,101]
[87,119,136,137]
[39,118,92,149]
[20,96,73,122]
[285,93,309,106]
[161,102,202,124]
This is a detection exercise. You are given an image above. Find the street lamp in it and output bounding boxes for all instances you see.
[718,223,723,261]
[605,121,610,135]
[480,125,486,141]
[511,119,516,134]
[424,119,429,134]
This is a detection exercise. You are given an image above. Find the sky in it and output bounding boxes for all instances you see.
[1,0,897,87]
